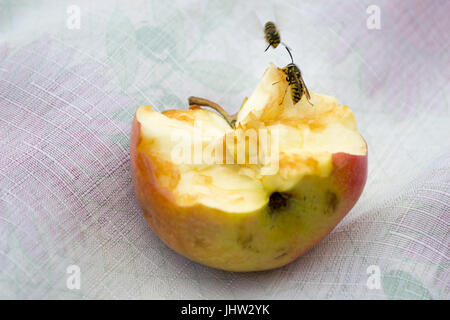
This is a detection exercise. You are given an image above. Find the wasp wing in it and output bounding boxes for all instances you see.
[298,74,311,101]
[290,67,312,104]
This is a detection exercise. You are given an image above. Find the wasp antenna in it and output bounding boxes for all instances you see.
[264,43,271,52]
[284,45,294,64]
[281,42,291,50]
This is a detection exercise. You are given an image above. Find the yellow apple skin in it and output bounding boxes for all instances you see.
[131,116,368,272]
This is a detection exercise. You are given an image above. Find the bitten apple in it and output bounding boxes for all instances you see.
[130,63,367,272]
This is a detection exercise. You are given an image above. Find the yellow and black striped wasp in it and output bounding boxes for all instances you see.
[264,21,281,51]
[263,21,294,59]
[282,64,313,106]
[241,9,291,54]
[278,48,313,106]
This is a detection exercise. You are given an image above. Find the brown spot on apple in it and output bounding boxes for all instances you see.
[237,232,259,252]
[274,251,288,259]
[194,237,206,248]
[325,190,339,214]
[238,233,253,248]
[268,192,289,212]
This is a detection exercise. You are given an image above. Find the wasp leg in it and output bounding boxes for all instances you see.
[279,85,289,105]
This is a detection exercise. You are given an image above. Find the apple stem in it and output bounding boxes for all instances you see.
[188,96,236,128]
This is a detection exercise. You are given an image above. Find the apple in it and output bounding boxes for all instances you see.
[130,63,367,272]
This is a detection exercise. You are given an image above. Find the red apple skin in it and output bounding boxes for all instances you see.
[131,115,368,272]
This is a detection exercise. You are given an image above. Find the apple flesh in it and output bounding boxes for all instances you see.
[130,63,367,272]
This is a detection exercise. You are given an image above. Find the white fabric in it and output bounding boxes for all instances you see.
[0,0,448,299]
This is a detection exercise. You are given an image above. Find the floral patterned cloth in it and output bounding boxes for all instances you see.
[0,0,448,299]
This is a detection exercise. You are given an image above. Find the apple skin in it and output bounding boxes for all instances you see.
[131,115,368,272]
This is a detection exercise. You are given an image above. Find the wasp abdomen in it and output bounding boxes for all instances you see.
[290,84,303,104]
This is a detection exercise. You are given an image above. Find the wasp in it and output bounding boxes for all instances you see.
[281,63,312,106]
[263,21,293,57]
[264,21,281,51]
